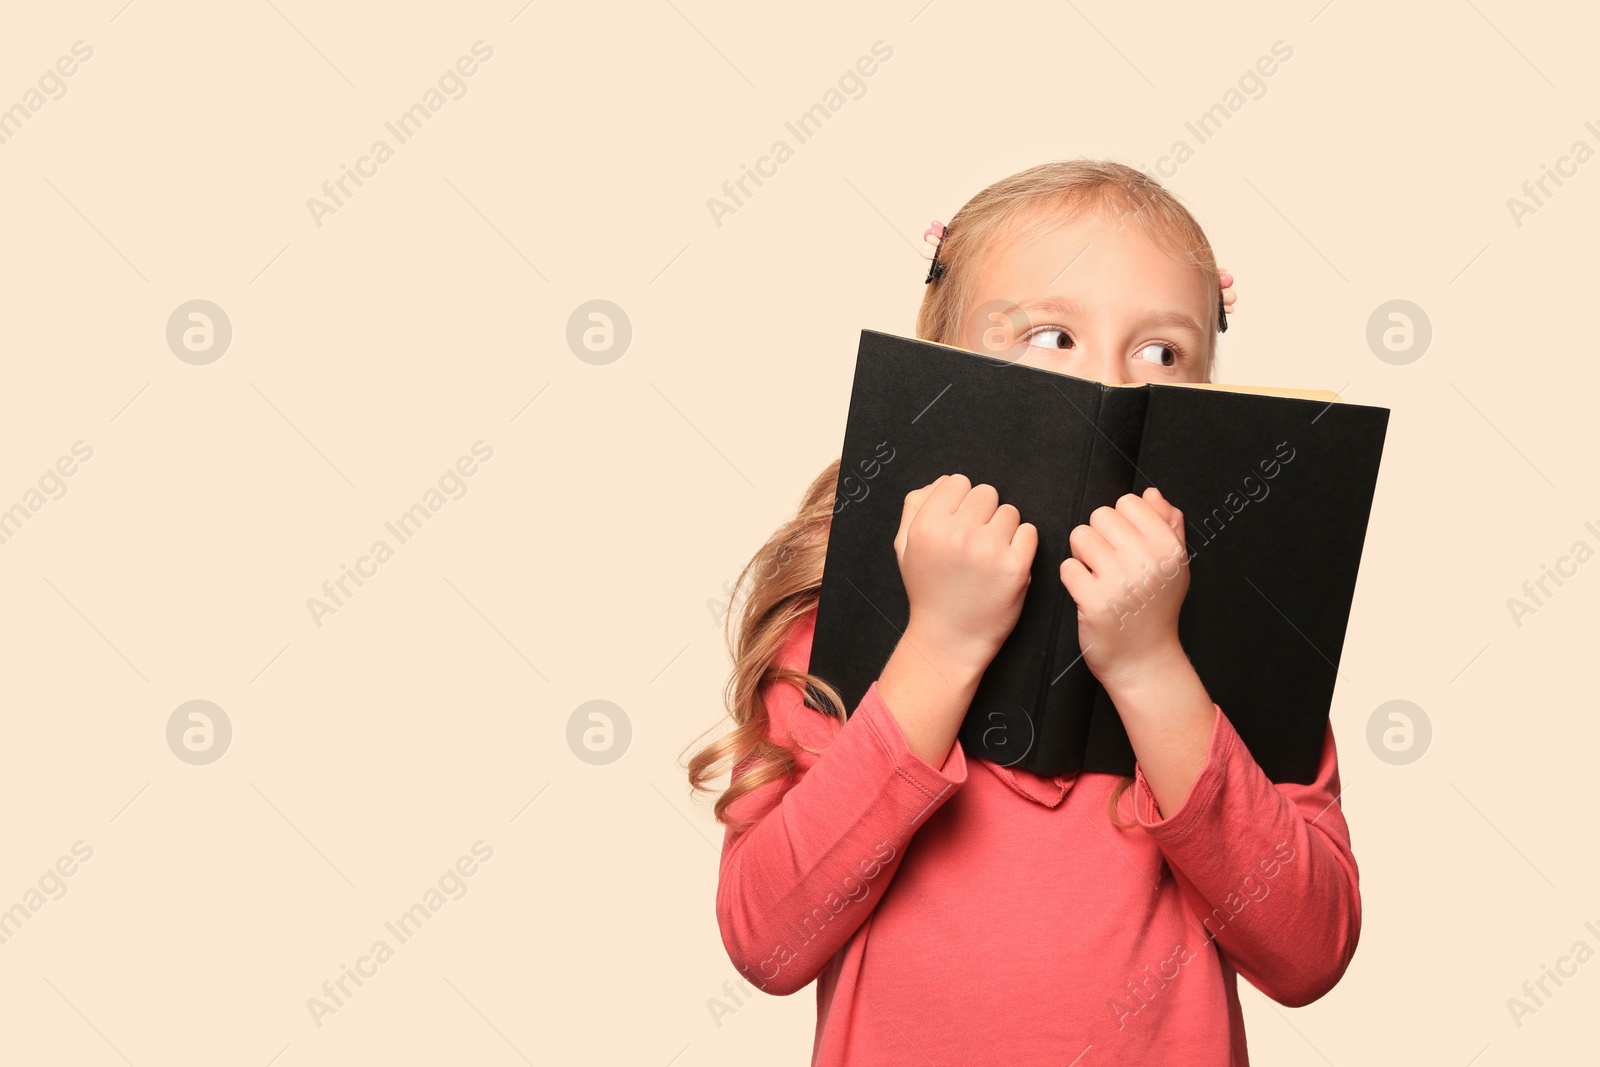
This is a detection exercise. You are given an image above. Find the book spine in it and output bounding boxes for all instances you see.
[1034,386,1151,772]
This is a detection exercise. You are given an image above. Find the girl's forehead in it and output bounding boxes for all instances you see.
[1000,205,1169,256]
[973,217,1205,300]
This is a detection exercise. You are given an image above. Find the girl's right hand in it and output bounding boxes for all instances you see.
[893,474,1038,675]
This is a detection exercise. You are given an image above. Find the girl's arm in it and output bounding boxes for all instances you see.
[1062,487,1359,1005]
[716,667,968,997]
[1108,654,1361,1007]
[717,473,1030,996]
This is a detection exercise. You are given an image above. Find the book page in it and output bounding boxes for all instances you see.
[1149,381,1342,402]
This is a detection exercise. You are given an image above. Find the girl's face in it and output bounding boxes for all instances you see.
[953,208,1213,385]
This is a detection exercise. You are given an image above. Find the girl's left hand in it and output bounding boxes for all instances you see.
[1059,487,1190,688]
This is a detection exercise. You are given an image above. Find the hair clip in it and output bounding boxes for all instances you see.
[920,220,947,284]
[1218,290,1228,332]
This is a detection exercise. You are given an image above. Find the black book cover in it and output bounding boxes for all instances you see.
[809,329,1390,784]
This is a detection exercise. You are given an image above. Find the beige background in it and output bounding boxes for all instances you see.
[1,0,1595,1063]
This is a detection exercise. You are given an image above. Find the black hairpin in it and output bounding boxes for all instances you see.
[1218,291,1228,332]
[923,220,948,285]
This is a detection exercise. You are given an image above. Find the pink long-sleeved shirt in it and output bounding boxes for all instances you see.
[716,608,1360,1066]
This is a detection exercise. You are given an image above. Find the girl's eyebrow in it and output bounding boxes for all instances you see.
[1010,295,1203,336]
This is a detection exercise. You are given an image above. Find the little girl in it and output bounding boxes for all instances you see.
[687,159,1359,1065]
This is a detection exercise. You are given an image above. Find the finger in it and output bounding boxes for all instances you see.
[1087,501,1142,550]
[1118,490,1177,544]
[1218,267,1233,289]
[1010,520,1039,561]
[895,482,936,557]
[1135,489,1188,566]
[1067,522,1112,574]
[1141,487,1186,541]
[954,481,1000,523]
[987,501,1021,538]
[1111,501,1186,572]
[1059,555,1092,601]
[925,472,971,514]
[1138,485,1176,523]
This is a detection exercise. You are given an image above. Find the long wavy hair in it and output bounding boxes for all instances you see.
[686,159,1222,832]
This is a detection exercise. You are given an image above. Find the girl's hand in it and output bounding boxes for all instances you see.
[894,474,1038,675]
[1059,487,1190,688]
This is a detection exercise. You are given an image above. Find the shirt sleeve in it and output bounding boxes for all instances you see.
[716,675,967,996]
[1131,704,1361,1007]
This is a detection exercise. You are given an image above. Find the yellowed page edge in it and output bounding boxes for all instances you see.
[1153,381,1342,402]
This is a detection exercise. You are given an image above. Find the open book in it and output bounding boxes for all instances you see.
[808,329,1390,783]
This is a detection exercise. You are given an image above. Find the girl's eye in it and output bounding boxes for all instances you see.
[1136,342,1180,368]
[1022,329,1183,367]
[1024,328,1074,350]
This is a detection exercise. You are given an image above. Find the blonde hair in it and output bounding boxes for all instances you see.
[686,158,1223,832]
[918,158,1223,381]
